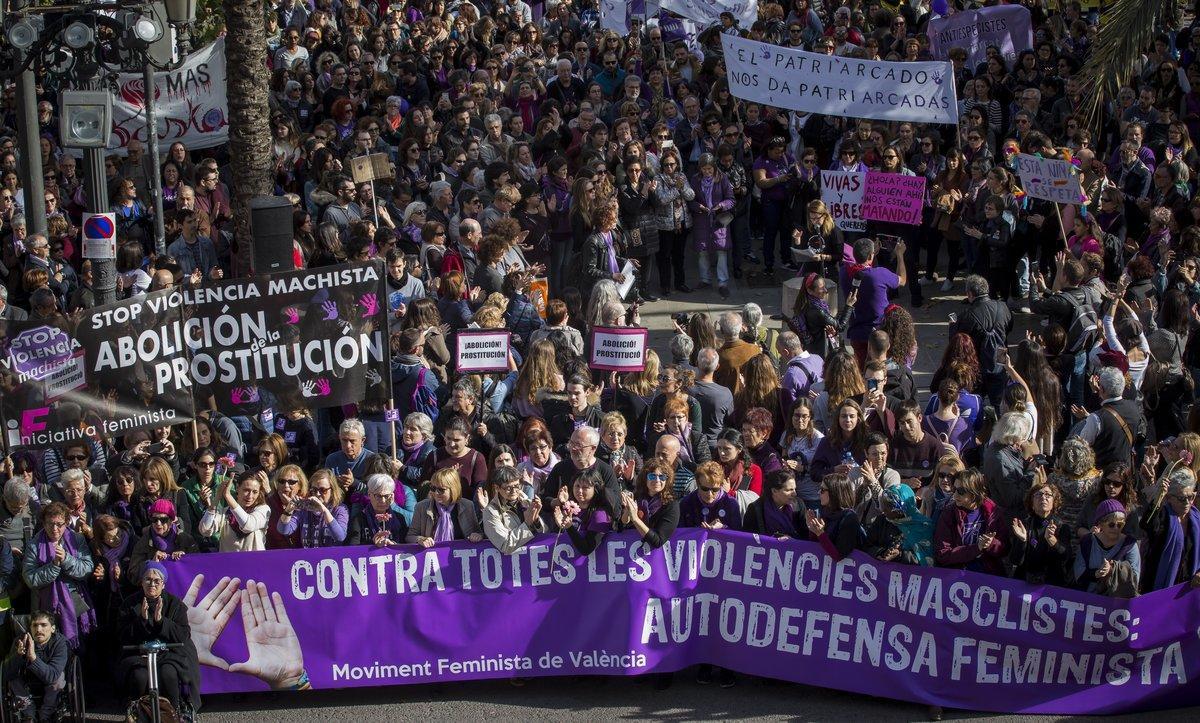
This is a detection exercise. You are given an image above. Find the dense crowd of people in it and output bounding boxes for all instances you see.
[3,0,1200,718]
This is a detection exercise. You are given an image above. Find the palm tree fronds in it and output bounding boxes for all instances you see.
[1076,0,1172,129]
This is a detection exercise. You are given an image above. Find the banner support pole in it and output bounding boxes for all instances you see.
[191,420,199,451]
[388,400,398,462]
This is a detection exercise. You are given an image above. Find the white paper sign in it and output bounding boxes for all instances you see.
[589,327,649,371]
[821,171,866,232]
[616,260,636,300]
[1013,154,1083,204]
[455,330,512,374]
[721,34,959,125]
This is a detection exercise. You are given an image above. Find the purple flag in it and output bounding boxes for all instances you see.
[165,530,1200,714]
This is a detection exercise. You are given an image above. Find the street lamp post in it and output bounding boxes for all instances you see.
[2,1,193,304]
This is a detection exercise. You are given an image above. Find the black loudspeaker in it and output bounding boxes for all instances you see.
[249,196,295,273]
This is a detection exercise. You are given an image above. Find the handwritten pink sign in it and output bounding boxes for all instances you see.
[863,172,926,225]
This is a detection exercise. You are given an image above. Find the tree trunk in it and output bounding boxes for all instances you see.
[221,0,272,276]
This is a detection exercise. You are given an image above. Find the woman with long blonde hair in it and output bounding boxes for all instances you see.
[812,350,867,433]
[512,339,564,419]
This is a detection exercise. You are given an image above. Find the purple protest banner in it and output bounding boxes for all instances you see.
[927,6,1034,69]
[863,172,926,225]
[163,530,1200,713]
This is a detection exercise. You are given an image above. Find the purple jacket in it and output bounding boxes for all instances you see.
[781,354,824,414]
[688,174,735,252]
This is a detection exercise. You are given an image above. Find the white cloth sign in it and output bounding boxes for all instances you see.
[661,0,757,29]
[455,330,512,373]
[599,0,628,33]
[721,34,959,124]
[821,171,866,232]
[109,38,228,154]
[1013,154,1083,204]
[589,327,649,371]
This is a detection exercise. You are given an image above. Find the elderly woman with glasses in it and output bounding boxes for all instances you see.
[1007,481,1071,585]
[117,561,200,714]
[265,464,309,550]
[407,468,482,546]
[932,469,1008,575]
[1074,499,1141,597]
[483,466,545,555]
[1140,469,1200,592]
[23,502,96,648]
[277,469,348,548]
[128,498,198,580]
[347,473,409,547]
[678,462,743,530]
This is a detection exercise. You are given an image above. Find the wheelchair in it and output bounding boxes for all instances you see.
[122,641,199,723]
[0,615,85,723]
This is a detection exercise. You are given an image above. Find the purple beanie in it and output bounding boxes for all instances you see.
[1093,498,1126,525]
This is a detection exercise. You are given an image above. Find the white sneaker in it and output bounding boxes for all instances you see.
[940,279,954,292]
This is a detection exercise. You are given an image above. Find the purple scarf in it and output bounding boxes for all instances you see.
[111,500,132,523]
[763,500,798,538]
[401,439,426,466]
[670,423,694,463]
[603,231,619,274]
[150,522,178,552]
[1153,506,1200,591]
[100,531,132,592]
[637,495,664,522]
[433,501,455,543]
[34,530,96,647]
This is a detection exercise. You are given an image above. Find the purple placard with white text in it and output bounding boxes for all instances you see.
[863,172,926,225]
[164,530,1200,714]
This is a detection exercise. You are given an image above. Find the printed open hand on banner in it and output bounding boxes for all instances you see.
[321,300,339,321]
[301,380,317,398]
[364,368,382,386]
[184,574,241,671]
[315,378,331,396]
[283,307,300,324]
[358,293,380,317]
[228,579,306,690]
[184,575,305,690]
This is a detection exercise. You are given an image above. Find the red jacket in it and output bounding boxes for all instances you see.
[933,497,1008,576]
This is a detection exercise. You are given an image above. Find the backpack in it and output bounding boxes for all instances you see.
[976,325,1008,375]
[1061,289,1099,354]
[409,367,439,423]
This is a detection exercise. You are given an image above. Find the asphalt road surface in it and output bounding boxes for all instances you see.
[88,273,1197,721]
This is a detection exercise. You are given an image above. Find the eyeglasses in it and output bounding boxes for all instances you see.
[802,158,816,165]
[499,483,522,493]
[431,487,450,494]
[952,487,970,496]
[143,578,165,587]
[64,454,88,461]
[151,516,172,524]
[968,136,982,142]
[197,461,216,468]
[698,485,722,494]
[1103,520,1126,529]
[646,473,667,482]
[1171,493,1198,503]
[279,478,301,486]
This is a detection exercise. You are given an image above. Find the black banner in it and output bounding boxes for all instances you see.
[1,288,194,451]
[181,261,391,416]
